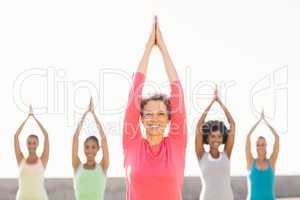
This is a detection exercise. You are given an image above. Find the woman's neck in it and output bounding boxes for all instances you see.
[28,152,38,158]
[84,159,96,169]
[209,148,220,158]
[86,159,96,166]
[146,133,163,146]
[26,153,38,164]
[257,155,266,161]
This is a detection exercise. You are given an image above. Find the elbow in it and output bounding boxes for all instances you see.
[106,161,110,169]
[103,160,110,172]
[231,121,236,128]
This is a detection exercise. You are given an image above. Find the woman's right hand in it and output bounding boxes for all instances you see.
[214,86,221,103]
[146,16,157,49]
[88,97,95,113]
[28,105,33,116]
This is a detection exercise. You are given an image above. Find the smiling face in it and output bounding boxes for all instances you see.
[207,131,223,150]
[84,137,100,161]
[202,120,228,147]
[27,135,39,154]
[256,136,267,158]
[141,100,170,136]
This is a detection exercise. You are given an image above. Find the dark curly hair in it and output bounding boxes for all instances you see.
[140,94,171,120]
[202,120,228,144]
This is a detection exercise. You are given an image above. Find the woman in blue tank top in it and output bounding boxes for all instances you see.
[245,111,280,200]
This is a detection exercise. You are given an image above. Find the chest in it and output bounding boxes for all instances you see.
[77,168,103,179]
[199,154,231,176]
[250,165,274,181]
[20,162,44,177]
[126,162,179,186]
[125,140,183,181]
[255,160,269,170]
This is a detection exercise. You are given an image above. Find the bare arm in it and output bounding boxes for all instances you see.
[72,110,88,172]
[137,17,156,75]
[156,17,179,82]
[215,90,235,159]
[99,136,109,175]
[154,17,187,146]
[90,99,109,175]
[264,117,280,170]
[123,17,156,146]
[195,99,215,160]
[33,115,49,168]
[14,116,29,166]
[246,117,262,170]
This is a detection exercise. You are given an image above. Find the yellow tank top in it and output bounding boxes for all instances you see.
[16,158,48,200]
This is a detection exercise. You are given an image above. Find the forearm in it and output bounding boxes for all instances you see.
[15,118,28,137]
[159,44,178,82]
[267,123,280,150]
[219,101,235,129]
[92,113,105,137]
[74,123,83,136]
[267,122,279,137]
[198,111,208,126]
[195,110,209,141]
[137,45,152,74]
[34,117,48,137]
[248,121,260,136]
[75,114,87,135]
[198,101,214,126]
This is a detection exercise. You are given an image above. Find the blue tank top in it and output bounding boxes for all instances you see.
[248,159,275,200]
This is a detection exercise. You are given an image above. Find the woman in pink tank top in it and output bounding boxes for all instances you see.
[123,16,187,200]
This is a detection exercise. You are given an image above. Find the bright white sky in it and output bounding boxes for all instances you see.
[0,0,299,178]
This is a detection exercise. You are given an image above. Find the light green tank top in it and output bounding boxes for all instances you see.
[74,163,106,200]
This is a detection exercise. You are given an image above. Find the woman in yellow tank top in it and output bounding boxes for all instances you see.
[14,105,49,200]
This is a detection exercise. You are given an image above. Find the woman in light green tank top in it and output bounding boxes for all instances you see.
[72,97,109,200]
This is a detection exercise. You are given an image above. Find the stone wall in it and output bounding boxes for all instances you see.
[1,176,299,200]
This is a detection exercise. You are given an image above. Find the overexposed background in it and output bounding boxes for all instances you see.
[0,0,299,178]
